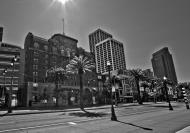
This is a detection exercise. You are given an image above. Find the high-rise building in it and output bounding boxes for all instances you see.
[143,69,153,78]
[89,28,126,102]
[89,28,112,54]
[95,38,126,74]
[151,47,177,84]
[0,27,3,42]
[0,42,24,106]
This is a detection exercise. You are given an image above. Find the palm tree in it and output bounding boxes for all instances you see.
[66,55,95,111]
[129,69,147,105]
[140,81,150,102]
[46,66,67,106]
[148,78,159,103]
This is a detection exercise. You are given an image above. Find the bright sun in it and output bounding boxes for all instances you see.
[53,0,71,5]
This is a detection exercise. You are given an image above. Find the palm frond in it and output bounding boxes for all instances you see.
[66,55,95,74]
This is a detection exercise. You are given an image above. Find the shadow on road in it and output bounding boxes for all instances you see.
[69,111,108,118]
[0,112,8,117]
[117,120,153,131]
[145,104,180,108]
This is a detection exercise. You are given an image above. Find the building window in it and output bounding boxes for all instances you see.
[44,45,48,51]
[33,65,38,70]
[33,72,38,76]
[45,60,48,65]
[52,47,57,54]
[34,42,39,49]
[34,78,38,83]
[34,51,39,57]
[34,58,38,64]
[45,54,48,59]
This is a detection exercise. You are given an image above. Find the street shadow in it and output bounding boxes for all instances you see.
[145,104,179,108]
[69,111,108,118]
[0,112,8,117]
[12,105,79,111]
[117,120,153,131]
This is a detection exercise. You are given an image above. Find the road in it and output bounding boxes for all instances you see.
[0,102,189,133]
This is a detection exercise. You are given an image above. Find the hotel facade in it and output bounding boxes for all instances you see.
[23,32,99,107]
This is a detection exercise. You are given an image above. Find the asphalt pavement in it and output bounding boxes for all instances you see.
[0,101,181,116]
[1,102,190,133]
[0,102,138,116]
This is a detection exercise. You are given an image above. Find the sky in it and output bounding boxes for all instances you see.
[0,0,190,82]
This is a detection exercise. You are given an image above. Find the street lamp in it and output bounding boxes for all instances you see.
[112,76,119,106]
[97,75,102,92]
[2,68,7,99]
[87,79,96,105]
[55,71,61,107]
[151,80,157,103]
[107,61,117,121]
[8,56,19,113]
[163,76,173,111]
[181,87,189,109]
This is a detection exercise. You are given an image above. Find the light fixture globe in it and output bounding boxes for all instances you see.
[163,76,167,80]
[107,61,111,66]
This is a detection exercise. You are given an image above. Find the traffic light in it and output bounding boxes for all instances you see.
[182,87,189,109]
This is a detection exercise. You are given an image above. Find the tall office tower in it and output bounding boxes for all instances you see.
[95,38,126,74]
[151,47,177,84]
[0,27,3,42]
[89,28,112,54]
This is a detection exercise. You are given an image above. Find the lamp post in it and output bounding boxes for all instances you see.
[88,79,96,105]
[8,56,19,113]
[151,80,157,103]
[112,76,118,106]
[182,87,189,109]
[97,75,102,92]
[55,71,60,107]
[2,68,7,98]
[107,61,117,121]
[163,76,173,111]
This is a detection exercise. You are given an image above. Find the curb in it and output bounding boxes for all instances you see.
[0,103,138,116]
[0,102,178,116]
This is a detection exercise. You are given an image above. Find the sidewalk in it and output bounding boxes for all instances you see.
[0,102,182,116]
[24,102,189,133]
[176,126,190,133]
[0,102,137,116]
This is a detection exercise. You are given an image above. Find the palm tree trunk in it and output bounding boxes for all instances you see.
[55,80,59,107]
[136,78,143,105]
[79,71,85,111]
[143,87,146,102]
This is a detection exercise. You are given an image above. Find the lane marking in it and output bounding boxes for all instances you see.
[68,122,77,125]
[0,115,75,125]
[0,107,175,132]
[0,122,68,133]
[0,119,97,133]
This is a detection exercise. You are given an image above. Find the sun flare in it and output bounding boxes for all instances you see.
[53,0,71,5]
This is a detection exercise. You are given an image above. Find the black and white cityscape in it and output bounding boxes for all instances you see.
[0,0,190,132]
